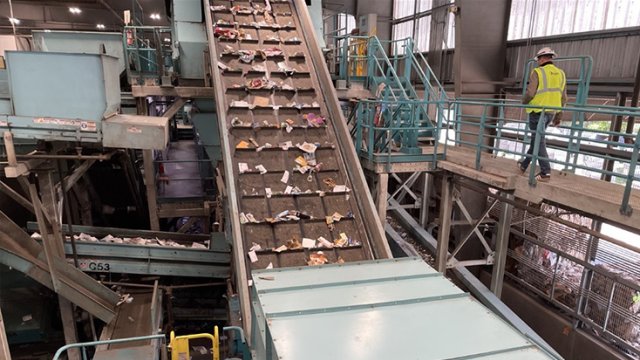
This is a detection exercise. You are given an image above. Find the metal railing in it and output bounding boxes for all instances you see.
[353,99,446,165]
[123,26,173,85]
[52,334,166,360]
[489,202,640,357]
[443,99,640,214]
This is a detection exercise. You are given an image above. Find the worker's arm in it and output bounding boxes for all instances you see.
[522,70,538,104]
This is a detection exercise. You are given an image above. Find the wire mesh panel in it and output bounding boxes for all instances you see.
[491,200,640,354]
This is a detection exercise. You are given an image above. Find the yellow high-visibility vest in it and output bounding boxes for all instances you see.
[527,64,566,113]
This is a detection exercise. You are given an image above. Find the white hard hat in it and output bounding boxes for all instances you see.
[535,47,557,59]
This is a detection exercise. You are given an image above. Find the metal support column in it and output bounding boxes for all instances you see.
[420,173,432,227]
[436,175,454,272]
[0,306,11,360]
[59,298,80,360]
[143,149,161,231]
[137,96,161,231]
[375,173,389,221]
[490,192,514,298]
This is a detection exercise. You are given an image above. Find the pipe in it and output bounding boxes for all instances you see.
[14,151,117,161]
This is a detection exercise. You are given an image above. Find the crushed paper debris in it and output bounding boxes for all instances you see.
[280,170,290,183]
[308,251,329,266]
[285,237,302,249]
[116,293,134,306]
[248,250,258,263]
[255,164,268,174]
[36,231,207,249]
[302,238,316,249]
[273,245,288,253]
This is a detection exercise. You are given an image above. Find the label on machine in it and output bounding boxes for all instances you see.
[33,117,97,132]
[77,259,111,272]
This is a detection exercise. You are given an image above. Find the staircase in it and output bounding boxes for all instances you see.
[342,36,448,164]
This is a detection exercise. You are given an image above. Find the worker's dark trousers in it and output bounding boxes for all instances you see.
[521,111,552,175]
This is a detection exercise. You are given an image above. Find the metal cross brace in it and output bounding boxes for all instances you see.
[446,193,497,268]
[388,171,422,208]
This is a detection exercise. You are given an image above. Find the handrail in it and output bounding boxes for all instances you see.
[442,99,640,214]
[52,334,166,360]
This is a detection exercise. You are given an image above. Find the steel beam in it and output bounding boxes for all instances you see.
[143,151,160,230]
[131,86,215,98]
[375,173,389,220]
[28,180,63,292]
[162,98,188,120]
[420,173,432,227]
[490,192,514,298]
[435,175,453,272]
[0,180,34,213]
[61,160,96,193]
[2,132,17,166]
[447,197,497,264]
[0,306,11,360]
[59,298,80,360]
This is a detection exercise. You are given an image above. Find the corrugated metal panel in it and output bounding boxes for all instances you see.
[505,31,640,80]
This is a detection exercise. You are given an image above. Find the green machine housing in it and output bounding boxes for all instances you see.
[0,51,168,150]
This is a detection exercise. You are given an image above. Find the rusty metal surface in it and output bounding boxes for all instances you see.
[210,0,375,271]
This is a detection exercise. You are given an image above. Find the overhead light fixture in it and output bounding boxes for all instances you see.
[69,7,82,14]
[150,13,161,20]
[163,37,171,42]
[44,29,52,32]
[8,17,20,25]
[96,24,105,30]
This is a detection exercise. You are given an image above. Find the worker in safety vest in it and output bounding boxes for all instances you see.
[518,47,567,182]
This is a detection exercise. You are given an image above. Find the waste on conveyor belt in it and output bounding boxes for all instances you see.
[30,232,208,249]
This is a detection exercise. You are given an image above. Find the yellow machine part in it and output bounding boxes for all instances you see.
[349,38,367,77]
[170,326,219,360]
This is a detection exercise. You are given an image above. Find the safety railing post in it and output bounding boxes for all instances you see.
[340,35,348,83]
[369,103,375,159]
[355,102,363,156]
[475,106,487,170]
[495,101,506,156]
[620,131,640,215]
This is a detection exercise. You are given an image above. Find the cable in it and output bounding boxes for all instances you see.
[7,0,18,50]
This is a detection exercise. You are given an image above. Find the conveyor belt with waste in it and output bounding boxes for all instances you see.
[204,0,390,276]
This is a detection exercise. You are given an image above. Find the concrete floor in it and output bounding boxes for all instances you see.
[159,141,204,199]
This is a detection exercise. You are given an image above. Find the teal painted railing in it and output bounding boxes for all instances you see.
[52,334,166,360]
[123,26,173,85]
[353,99,447,166]
[443,99,640,214]
[334,35,639,214]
